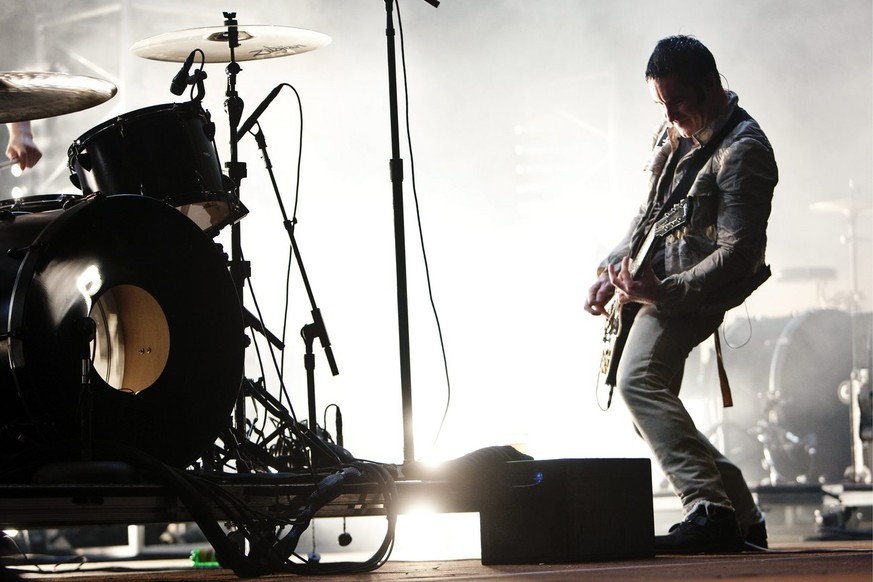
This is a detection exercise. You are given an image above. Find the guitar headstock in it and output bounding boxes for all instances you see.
[654,199,689,237]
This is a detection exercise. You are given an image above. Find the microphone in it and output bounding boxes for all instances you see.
[170,51,196,96]
[236,84,283,141]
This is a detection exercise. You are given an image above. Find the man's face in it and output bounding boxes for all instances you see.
[648,74,713,138]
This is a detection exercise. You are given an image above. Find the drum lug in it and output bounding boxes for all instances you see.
[7,241,47,261]
[0,328,24,341]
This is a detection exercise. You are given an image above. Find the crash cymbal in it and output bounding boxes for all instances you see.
[130,25,331,63]
[809,197,873,216]
[0,71,117,124]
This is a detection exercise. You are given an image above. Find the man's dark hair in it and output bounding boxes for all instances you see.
[645,35,719,88]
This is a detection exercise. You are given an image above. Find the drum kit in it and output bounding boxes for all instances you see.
[0,14,334,467]
[712,191,873,487]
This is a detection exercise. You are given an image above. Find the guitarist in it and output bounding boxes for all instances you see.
[583,35,777,554]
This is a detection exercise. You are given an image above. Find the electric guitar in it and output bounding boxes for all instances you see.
[600,199,689,387]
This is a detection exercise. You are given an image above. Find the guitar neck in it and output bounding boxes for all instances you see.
[627,228,657,280]
[627,199,687,280]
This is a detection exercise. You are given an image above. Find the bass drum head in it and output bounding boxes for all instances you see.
[768,309,854,483]
[717,309,857,484]
[1,194,244,467]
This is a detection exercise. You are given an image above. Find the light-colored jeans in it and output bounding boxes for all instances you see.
[618,304,763,528]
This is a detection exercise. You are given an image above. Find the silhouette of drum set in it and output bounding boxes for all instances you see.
[0,16,331,467]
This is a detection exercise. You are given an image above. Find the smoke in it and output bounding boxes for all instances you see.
[1,0,870,469]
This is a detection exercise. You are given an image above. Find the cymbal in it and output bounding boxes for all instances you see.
[130,25,331,63]
[0,71,117,124]
[809,197,873,216]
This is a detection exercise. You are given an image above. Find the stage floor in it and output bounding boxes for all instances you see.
[3,540,872,581]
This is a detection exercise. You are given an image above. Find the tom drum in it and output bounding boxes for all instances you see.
[67,102,246,236]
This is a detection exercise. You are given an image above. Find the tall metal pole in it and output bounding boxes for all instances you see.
[384,0,415,467]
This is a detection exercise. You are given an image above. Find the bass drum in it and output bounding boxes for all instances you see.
[0,194,245,467]
[718,309,868,484]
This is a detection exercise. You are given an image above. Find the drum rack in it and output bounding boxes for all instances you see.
[0,476,480,530]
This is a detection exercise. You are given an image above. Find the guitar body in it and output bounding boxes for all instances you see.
[600,302,641,387]
[597,199,688,389]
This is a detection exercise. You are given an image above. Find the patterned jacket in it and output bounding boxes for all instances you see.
[600,91,778,316]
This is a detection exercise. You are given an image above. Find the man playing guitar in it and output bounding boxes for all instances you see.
[584,35,777,553]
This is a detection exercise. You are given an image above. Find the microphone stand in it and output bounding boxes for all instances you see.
[382,0,438,473]
[251,126,339,461]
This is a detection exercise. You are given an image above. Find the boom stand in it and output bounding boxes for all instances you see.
[250,127,339,461]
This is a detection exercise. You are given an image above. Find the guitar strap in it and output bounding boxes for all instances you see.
[656,106,750,223]
[627,107,749,260]
[713,331,733,407]
[652,106,750,408]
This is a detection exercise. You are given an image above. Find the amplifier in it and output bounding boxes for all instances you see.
[479,458,654,564]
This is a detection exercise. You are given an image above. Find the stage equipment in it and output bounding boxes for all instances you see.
[0,194,245,467]
[240,93,339,443]
[129,24,330,63]
[67,101,246,236]
[479,459,654,564]
[382,0,439,472]
[810,189,873,483]
[716,309,871,485]
[127,12,338,471]
[0,71,116,124]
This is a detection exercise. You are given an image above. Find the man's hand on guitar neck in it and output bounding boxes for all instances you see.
[608,256,661,307]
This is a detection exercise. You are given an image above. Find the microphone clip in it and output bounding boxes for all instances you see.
[170,50,208,102]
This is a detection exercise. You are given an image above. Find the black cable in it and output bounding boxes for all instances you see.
[275,461,398,574]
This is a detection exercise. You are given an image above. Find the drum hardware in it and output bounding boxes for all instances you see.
[169,49,208,100]
[757,390,822,485]
[0,71,117,124]
[810,183,873,483]
[76,316,97,462]
[243,307,283,350]
[6,239,50,261]
[708,310,862,486]
[126,12,338,471]
[839,368,873,483]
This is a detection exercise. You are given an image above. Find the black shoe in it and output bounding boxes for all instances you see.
[655,504,745,554]
[743,519,768,550]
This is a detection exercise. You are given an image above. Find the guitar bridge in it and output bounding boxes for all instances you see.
[599,347,612,376]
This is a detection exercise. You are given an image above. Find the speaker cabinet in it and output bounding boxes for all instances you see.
[479,458,654,564]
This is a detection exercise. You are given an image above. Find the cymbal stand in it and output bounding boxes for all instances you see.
[220,12,252,443]
[839,186,872,483]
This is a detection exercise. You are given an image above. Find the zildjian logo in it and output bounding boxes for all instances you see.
[248,45,307,57]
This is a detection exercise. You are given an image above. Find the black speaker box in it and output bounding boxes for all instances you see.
[479,458,654,564]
